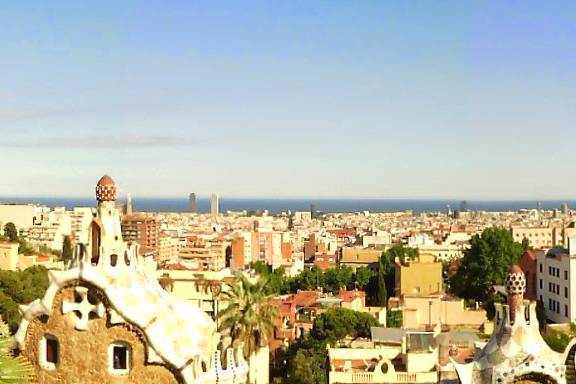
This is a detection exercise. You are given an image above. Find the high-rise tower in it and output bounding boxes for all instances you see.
[189,193,197,213]
[210,193,220,216]
[126,193,133,215]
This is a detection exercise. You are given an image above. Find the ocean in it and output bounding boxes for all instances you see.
[0,197,572,214]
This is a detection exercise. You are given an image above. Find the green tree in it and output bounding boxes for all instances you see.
[0,317,34,383]
[374,259,388,306]
[311,307,379,346]
[269,267,289,295]
[521,237,531,252]
[282,336,326,384]
[288,348,326,384]
[384,244,418,266]
[323,267,353,293]
[249,261,270,276]
[218,273,278,359]
[386,309,403,328]
[2,224,18,243]
[354,267,375,290]
[0,266,48,331]
[62,236,73,264]
[449,227,524,303]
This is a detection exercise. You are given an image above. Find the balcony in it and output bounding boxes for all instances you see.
[328,371,437,384]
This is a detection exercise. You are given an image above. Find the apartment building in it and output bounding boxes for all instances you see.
[26,208,71,251]
[536,241,576,323]
[121,214,159,257]
[178,235,228,271]
[511,226,555,248]
[230,231,292,269]
[68,207,93,244]
[158,236,179,263]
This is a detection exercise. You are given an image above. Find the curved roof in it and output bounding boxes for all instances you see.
[15,261,223,382]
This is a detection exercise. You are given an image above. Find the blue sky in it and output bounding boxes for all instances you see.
[1,1,576,199]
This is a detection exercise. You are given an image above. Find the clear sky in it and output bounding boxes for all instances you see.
[1,1,576,199]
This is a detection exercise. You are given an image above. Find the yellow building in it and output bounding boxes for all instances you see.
[394,254,442,297]
[339,247,384,271]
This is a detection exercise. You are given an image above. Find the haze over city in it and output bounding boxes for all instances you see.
[1,1,576,199]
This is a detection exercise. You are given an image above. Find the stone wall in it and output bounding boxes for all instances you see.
[21,283,180,384]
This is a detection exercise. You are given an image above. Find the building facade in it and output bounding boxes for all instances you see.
[536,247,576,323]
[394,254,442,297]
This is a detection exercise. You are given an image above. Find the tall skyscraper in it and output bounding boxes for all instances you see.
[126,193,133,215]
[211,193,220,216]
[189,193,197,213]
[310,203,317,219]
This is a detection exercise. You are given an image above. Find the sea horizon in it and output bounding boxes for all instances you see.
[0,196,572,214]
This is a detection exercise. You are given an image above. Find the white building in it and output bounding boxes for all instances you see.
[68,207,93,244]
[0,204,45,231]
[536,241,576,323]
[26,208,72,251]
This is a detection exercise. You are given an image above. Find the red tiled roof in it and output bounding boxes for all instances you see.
[338,289,366,302]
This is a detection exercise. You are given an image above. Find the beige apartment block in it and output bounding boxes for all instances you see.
[511,226,555,248]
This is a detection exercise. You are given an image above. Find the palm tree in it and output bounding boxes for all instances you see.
[218,273,278,359]
[0,318,34,383]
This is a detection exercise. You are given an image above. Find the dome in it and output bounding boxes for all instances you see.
[96,175,117,202]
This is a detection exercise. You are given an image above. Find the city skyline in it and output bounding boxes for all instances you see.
[2,1,576,199]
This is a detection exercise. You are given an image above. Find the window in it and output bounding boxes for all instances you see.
[540,279,543,289]
[109,343,130,375]
[40,334,59,370]
[566,271,569,280]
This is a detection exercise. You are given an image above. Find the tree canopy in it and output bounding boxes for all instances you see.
[0,266,48,331]
[218,273,278,359]
[449,227,524,303]
[311,307,379,346]
[2,223,18,243]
